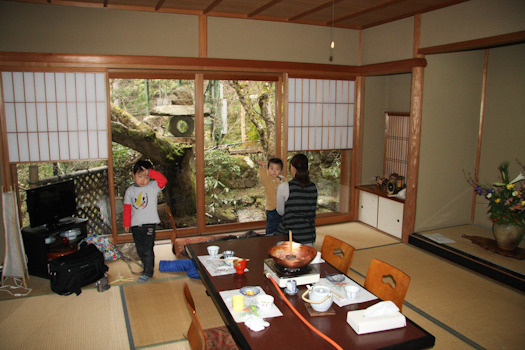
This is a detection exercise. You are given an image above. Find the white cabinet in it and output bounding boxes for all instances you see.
[377,197,404,238]
[358,189,404,238]
[358,190,378,227]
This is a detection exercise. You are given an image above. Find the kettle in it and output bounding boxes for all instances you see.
[302,285,333,312]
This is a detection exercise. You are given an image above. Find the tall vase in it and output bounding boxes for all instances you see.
[492,223,525,251]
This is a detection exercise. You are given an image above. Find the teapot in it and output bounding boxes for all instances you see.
[301,285,333,312]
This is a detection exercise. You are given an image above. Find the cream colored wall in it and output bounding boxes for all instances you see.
[474,44,525,228]
[362,77,386,184]
[415,51,484,231]
[208,17,359,65]
[362,74,411,184]
[0,1,359,65]
[0,2,198,57]
[421,0,525,48]
[361,17,414,65]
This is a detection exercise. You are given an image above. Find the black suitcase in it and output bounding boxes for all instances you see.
[49,244,108,296]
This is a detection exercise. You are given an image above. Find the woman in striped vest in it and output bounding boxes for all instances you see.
[276,154,318,245]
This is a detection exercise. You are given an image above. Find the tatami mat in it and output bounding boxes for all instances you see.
[107,242,182,285]
[349,243,525,350]
[316,222,399,250]
[2,224,525,350]
[0,286,128,349]
[123,276,225,348]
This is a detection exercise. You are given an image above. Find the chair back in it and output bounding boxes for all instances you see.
[321,235,356,274]
[364,259,410,311]
[166,205,179,255]
[183,282,207,350]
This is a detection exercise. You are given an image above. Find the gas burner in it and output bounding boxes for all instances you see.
[273,262,312,276]
[264,259,320,288]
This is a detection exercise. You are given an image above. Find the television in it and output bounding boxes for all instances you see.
[26,179,77,230]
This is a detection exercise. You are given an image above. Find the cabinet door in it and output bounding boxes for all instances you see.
[377,197,404,238]
[358,191,378,228]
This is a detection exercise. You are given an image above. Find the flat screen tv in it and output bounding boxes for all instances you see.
[26,179,77,229]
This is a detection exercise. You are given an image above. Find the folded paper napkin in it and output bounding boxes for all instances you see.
[244,315,270,332]
[364,300,399,318]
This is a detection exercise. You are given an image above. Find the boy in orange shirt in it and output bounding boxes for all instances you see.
[258,158,287,235]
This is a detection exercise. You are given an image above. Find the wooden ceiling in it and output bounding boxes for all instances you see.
[11,0,467,29]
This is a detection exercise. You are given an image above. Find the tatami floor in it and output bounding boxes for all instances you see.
[1,222,524,349]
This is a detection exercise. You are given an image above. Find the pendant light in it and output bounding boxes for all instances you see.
[329,0,335,62]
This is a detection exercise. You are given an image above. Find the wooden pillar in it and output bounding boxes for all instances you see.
[350,76,365,219]
[195,74,205,233]
[471,49,489,223]
[402,66,424,242]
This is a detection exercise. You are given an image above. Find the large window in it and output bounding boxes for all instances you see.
[110,78,197,234]
[2,70,355,240]
[204,80,277,226]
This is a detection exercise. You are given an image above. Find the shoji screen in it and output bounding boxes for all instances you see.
[1,71,108,162]
[383,112,409,177]
[288,78,354,151]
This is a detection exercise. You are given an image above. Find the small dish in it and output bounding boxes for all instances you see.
[326,274,345,283]
[239,286,260,297]
[284,287,298,296]
[222,250,235,258]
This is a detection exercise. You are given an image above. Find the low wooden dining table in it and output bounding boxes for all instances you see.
[186,234,435,350]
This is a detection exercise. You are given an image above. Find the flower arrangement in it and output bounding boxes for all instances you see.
[467,161,525,226]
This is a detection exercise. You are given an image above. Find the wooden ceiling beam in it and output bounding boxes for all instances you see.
[155,0,166,12]
[204,0,223,14]
[249,0,283,18]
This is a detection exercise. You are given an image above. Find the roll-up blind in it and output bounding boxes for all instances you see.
[1,71,108,163]
[288,78,354,151]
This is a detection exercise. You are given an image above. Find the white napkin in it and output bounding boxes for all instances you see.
[244,315,270,332]
[364,301,399,318]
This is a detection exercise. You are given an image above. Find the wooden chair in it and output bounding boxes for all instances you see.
[320,235,356,274]
[182,282,238,350]
[364,259,411,311]
[165,205,179,255]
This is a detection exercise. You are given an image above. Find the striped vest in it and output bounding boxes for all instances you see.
[276,179,318,244]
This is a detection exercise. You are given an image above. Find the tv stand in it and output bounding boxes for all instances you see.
[21,217,88,279]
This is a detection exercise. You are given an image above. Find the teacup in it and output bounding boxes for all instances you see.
[207,245,219,258]
[345,285,359,299]
[256,294,274,310]
[234,258,247,274]
[222,250,235,258]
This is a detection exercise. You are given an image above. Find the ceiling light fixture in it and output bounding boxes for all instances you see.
[329,0,335,62]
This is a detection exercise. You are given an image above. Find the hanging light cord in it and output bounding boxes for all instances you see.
[329,0,335,62]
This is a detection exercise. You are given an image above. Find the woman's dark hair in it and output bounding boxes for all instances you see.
[290,153,310,187]
[268,158,283,169]
[132,160,153,174]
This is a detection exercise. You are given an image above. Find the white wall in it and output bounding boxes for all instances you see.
[421,0,525,48]
[362,74,411,184]
[208,17,359,65]
[0,2,198,57]
[0,1,359,65]
[361,17,414,65]
[475,44,525,228]
[416,51,484,231]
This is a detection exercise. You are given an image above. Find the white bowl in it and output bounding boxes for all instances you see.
[256,294,274,310]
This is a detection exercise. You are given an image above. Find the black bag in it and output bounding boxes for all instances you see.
[49,244,108,296]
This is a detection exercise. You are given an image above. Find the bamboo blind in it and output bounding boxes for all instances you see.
[287,78,354,151]
[1,71,108,163]
[384,112,409,178]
